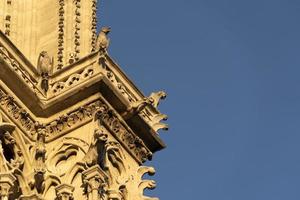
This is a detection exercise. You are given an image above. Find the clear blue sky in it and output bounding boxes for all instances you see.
[99,1,300,199]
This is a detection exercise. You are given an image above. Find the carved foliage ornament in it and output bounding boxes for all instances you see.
[95,105,152,163]
[0,87,152,164]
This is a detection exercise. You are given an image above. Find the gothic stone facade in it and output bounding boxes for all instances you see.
[0,1,168,199]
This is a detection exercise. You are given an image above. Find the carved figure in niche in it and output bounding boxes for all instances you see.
[149,91,167,108]
[0,132,17,170]
[0,114,24,172]
[104,140,128,188]
[121,98,153,120]
[3,132,15,145]
[105,141,126,175]
[10,150,24,171]
[37,51,53,92]
[96,27,111,54]
[82,129,108,168]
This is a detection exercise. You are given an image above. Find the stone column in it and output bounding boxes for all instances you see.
[55,184,75,200]
[0,173,16,200]
[82,165,108,200]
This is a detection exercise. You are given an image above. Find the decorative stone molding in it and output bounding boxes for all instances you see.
[102,61,135,103]
[0,3,168,199]
[0,86,152,164]
[74,0,81,61]
[49,66,94,95]
[0,88,36,137]
[95,105,152,164]
[0,40,168,136]
[91,0,98,53]
[0,45,43,97]
[57,0,65,70]
[3,0,12,37]
[101,59,168,133]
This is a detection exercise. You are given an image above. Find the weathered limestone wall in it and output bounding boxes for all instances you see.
[0,0,97,69]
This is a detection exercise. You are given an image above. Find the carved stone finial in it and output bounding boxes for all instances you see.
[55,184,75,200]
[96,27,111,54]
[82,165,108,200]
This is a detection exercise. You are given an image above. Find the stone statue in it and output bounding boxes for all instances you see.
[105,141,126,175]
[96,27,111,53]
[37,51,53,92]
[82,129,108,168]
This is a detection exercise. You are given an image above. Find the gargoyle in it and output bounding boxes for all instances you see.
[151,113,169,132]
[121,98,153,120]
[149,91,167,108]
[82,129,108,168]
[96,27,111,54]
[37,51,53,92]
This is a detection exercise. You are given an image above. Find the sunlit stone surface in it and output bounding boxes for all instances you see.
[0,1,168,199]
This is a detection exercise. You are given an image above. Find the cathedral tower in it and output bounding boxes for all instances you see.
[0,1,168,199]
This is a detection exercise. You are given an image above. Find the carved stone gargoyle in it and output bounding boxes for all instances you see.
[82,129,108,169]
[149,91,167,108]
[148,91,169,132]
[121,98,153,120]
[96,27,111,55]
[37,51,53,93]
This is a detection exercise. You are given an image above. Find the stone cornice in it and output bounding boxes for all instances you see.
[0,31,166,154]
[0,85,152,164]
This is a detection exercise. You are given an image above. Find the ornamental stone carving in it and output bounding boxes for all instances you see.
[0,1,168,199]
